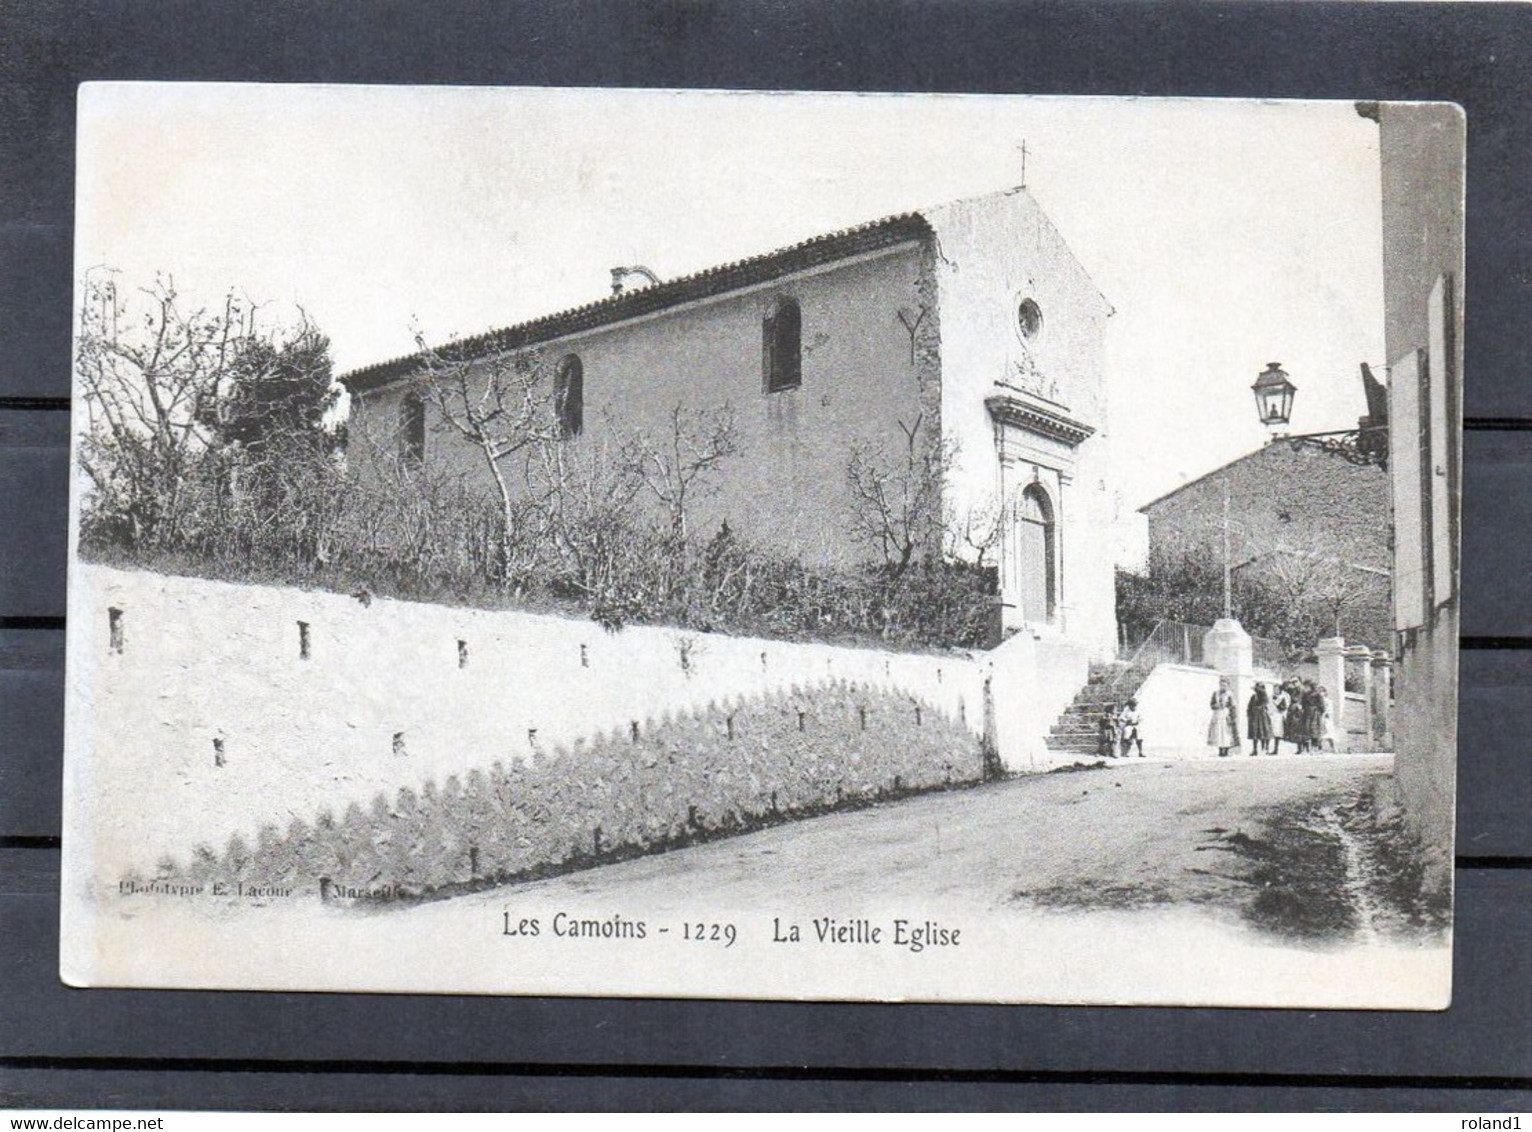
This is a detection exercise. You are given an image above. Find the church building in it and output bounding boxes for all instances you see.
[342,186,1118,658]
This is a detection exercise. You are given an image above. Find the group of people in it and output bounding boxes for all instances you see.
[1095,677,1338,761]
[1097,698,1145,759]
[1208,678,1337,758]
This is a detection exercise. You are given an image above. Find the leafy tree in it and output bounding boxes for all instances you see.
[1256,533,1391,641]
[214,324,339,455]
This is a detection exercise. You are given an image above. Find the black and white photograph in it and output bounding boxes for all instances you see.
[60,86,1462,1008]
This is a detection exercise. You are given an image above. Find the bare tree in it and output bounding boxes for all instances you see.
[525,422,647,604]
[77,274,231,545]
[414,341,556,587]
[946,493,1003,572]
[341,405,499,590]
[76,272,337,551]
[1261,533,1391,640]
[845,413,949,579]
[620,404,739,593]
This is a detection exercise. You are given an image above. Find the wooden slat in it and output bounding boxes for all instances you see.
[0,225,72,402]
[1,850,1528,1080]
[1461,430,1532,637]
[1458,650,1532,859]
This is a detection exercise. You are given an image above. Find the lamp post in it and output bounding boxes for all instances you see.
[1250,362,1387,468]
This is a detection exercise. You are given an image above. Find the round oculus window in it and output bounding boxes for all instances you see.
[1016,297,1044,341]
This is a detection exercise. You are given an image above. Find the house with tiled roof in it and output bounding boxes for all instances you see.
[340,186,1119,657]
[1137,412,1392,650]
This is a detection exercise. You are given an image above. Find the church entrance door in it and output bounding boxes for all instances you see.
[1015,484,1056,625]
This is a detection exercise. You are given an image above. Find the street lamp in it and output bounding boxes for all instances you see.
[1249,361,1387,468]
[1251,362,1297,433]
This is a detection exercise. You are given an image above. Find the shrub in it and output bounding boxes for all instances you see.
[166,682,983,898]
[81,445,997,651]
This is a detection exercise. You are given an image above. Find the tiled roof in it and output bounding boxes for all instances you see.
[341,212,933,393]
[1137,438,1385,513]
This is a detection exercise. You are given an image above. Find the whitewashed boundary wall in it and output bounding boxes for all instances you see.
[987,627,1091,769]
[1135,664,1379,756]
[1132,664,1225,758]
[69,566,1092,879]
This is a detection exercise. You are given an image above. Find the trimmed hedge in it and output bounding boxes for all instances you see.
[163,680,983,900]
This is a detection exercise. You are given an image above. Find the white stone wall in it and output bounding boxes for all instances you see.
[1389,606,1457,886]
[1131,663,1225,758]
[1376,103,1463,896]
[71,565,1054,880]
[987,628,1092,772]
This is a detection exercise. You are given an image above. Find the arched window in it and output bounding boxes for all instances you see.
[400,392,425,465]
[762,297,801,393]
[1017,483,1057,623]
[554,354,584,438]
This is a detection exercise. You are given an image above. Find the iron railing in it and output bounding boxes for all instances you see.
[1119,620,1303,679]
[1251,635,1298,673]
[1118,619,1207,668]
[1104,619,1196,688]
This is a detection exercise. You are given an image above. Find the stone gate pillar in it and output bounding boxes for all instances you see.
[1346,644,1374,700]
[1203,618,1254,715]
[1316,637,1347,750]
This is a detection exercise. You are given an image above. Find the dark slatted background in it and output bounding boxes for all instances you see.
[2,1,1529,1112]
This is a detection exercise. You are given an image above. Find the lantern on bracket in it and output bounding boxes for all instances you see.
[1251,362,1297,433]
[1248,361,1386,468]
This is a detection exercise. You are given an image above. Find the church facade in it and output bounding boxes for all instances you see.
[342,187,1118,658]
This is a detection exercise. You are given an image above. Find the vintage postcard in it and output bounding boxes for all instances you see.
[60,86,1461,1007]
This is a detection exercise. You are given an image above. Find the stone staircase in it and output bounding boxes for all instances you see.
[1045,661,1151,756]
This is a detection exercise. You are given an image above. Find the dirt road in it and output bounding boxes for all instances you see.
[86,752,1451,1005]
[441,752,1440,944]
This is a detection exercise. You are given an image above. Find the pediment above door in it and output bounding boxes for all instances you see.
[984,389,1095,448]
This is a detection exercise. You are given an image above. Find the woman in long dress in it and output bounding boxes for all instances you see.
[1267,682,1286,754]
[1207,682,1239,757]
[1247,683,1273,756]
[1302,680,1325,753]
[1285,680,1308,753]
